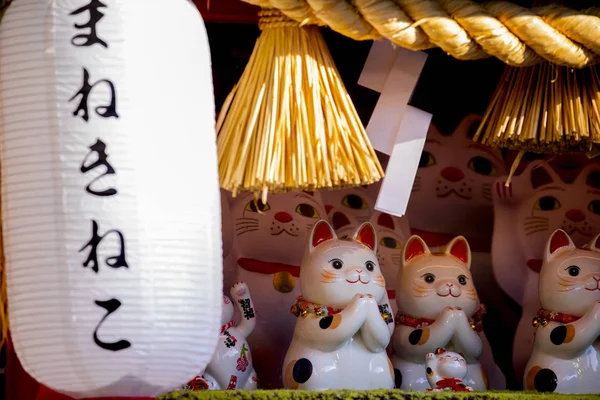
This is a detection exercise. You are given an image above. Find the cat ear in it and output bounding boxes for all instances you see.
[531,164,556,189]
[545,229,575,262]
[331,211,351,231]
[587,233,600,253]
[444,236,471,267]
[309,220,337,252]
[353,222,377,252]
[377,213,395,230]
[435,348,445,355]
[581,166,600,190]
[402,235,430,265]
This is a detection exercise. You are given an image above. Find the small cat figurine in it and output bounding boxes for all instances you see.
[187,282,258,390]
[426,348,473,392]
[282,220,395,390]
[230,191,327,388]
[392,235,487,391]
[524,229,600,394]
[492,160,600,379]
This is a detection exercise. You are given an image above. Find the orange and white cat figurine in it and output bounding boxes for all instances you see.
[392,235,488,391]
[230,191,327,388]
[492,160,600,379]
[283,220,395,390]
[524,230,600,394]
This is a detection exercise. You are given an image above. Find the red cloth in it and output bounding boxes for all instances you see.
[427,377,472,392]
[6,335,154,400]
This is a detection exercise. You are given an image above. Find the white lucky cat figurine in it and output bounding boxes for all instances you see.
[426,348,473,392]
[282,220,396,390]
[231,191,327,388]
[524,229,600,394]
[492,160,600,380]
[392,235,487,391]
[187,282,258,390]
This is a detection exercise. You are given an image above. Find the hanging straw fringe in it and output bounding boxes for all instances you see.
[244,0,600,68]
[217,9,384,198]
[473,63,600,153]
[0,0,11,349]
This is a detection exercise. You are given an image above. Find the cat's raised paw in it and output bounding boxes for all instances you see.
[230,282,250,299]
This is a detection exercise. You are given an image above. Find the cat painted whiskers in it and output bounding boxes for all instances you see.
[283,220,395,390]
[524,229,600,394]
[392,235,487,391]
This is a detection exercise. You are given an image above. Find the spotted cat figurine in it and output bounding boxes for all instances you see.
[426,348,472,392]
[283,220,395,390]
[189,282,258,390]
[524,229,600,394]
[392,235,487,391]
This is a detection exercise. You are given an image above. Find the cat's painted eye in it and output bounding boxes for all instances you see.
[295,203,320,218]
[534,196,561,211]
[365,261,375,272]
[244,199,270,213]
[341,194,368,210]
[457,275,468,285]
[588,200,600,215]
[467,156,496,176]
[419,151,436,168]
[566,265,580,277]
[330,258,343,270]
[380,237,401,249]
[423,273,435,284]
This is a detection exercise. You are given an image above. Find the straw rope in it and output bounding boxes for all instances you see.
[242,0,600,68]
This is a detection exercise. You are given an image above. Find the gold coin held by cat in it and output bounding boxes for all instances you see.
[273,271,295,293]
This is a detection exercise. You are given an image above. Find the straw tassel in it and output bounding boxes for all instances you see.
[217,9,384,198]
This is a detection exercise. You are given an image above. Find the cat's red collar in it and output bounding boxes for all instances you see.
[290,296,341,318]
[410,228,491,253]
[533,308,581,327]
[221,320,235,334]
[396,304,486,332]
[237,258,300,277]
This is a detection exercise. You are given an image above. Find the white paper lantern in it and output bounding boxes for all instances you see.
[0,0,222,397]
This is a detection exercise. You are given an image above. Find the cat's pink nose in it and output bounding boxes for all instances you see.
[446,283,453,287]
[441,167,464,182]
[274,212,293,223]
[356,269,363,273]
[566,209,585,222]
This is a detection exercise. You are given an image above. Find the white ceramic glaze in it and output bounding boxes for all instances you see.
[231,191,327,388]
[426,349,472,392]
[392,235,486,391]
[193,282,258,390]
[524,230,600,394]
[492,160,600,378]
[282,220,395,390]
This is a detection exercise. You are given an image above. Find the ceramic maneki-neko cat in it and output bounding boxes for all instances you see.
[230,191,327,388]
[524,230,600,394]
[406,114,506,253]
[283,220,395,390]
[325,203,409,317]
[492,159,600,379]
[187,282,258,390]
[392,235,488,391]
[426,348,473,392]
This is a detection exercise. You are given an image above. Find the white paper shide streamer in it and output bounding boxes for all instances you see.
[0,0,221,397]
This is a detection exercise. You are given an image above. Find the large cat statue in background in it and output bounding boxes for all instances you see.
[322,186,377,225]
[230,191,327,388]
[524,230,600,394]
[492,159,600,381]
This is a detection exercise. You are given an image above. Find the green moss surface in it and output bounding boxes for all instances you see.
[159,390,600,400]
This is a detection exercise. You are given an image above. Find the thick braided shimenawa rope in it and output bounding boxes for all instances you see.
[242,0,600,67]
